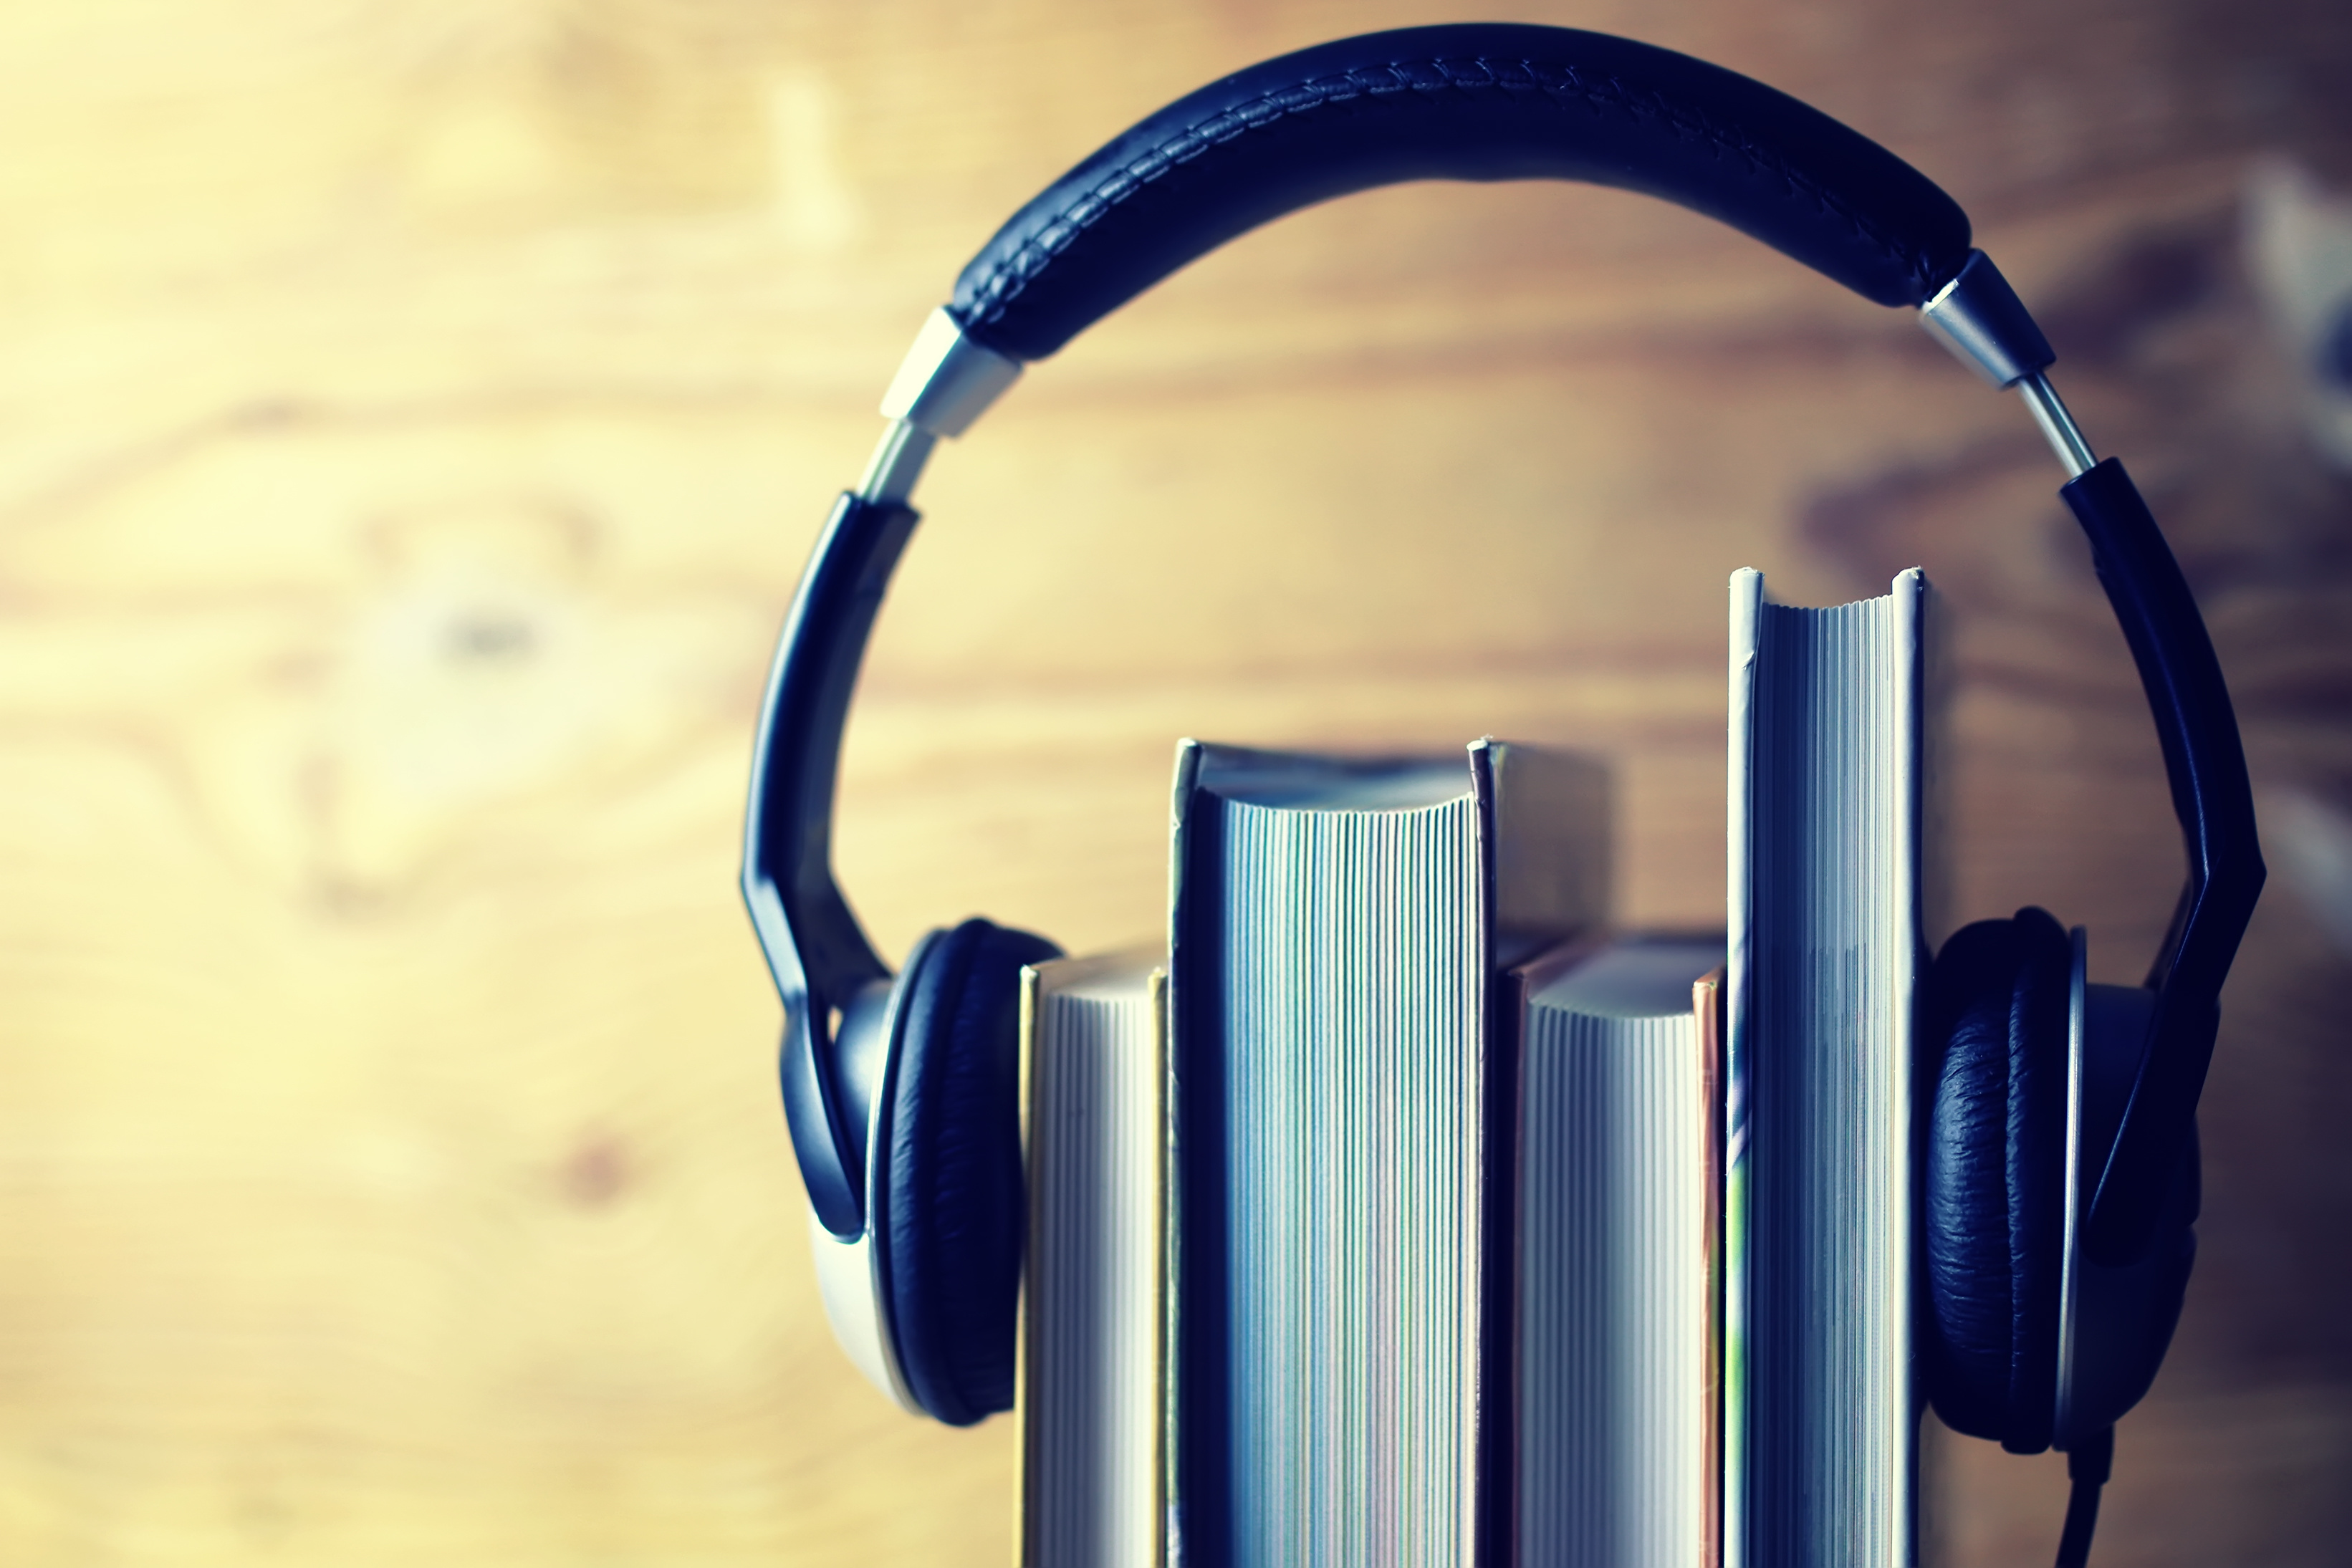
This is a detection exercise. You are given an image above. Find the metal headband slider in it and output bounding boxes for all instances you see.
[1919,249,2057,389]
[878,307,1024,438]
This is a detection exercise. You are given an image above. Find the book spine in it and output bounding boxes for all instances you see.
[1150,968,1172,1568]
[1163,744,1202,1568]
[1017,966,1042,1568]
[1470,741,1517,1568]
[1697,968,1727,1568]
[1892,572,1926,1568]
[1166,740,1228,1567]
[1722,569,1764,1568]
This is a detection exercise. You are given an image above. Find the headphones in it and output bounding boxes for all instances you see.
[739,24,2264,1562]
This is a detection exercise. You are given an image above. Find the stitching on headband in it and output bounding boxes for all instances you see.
[958,55,1939,332]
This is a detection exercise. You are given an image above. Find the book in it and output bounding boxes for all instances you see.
[1516,937,1726,1568]
[1724,569,1929,1567]
[1018,949,1169,1568]
[1166,738,1610,1568]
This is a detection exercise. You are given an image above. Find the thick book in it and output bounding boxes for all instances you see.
[1724,569,1928,1568]
[1516,937,1726,1568]
[1017,949,1169,1568]
[1167,739,1610,1568]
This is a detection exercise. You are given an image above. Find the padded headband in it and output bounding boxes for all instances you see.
[949,25,1974,361]
[743,25,2261,1262]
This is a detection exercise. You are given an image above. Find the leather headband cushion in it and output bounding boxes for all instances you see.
[1923,906,2070,1452]
[882,917,1062,1426]
[950,24,1973,361]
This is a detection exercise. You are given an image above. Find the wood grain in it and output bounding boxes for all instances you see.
[0,2,2347,1562]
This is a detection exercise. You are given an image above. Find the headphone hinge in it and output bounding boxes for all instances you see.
[879,307,1025,438]
[1921,249,2056,387]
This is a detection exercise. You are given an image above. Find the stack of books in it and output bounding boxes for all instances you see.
[1016,570,1931,1568]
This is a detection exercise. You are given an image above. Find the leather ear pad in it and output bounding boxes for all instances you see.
[1922,906,2070,1452]
[880,917,1062,1426]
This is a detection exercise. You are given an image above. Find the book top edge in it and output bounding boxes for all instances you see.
[1189,744,1471,812]
[1527,936,1726,1019]
[1185,738,1607,816]
[1734,564,1929,616]
[1030,946,1165,1000]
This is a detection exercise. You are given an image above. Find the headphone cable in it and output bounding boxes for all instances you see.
[2054,1425,2115,1568]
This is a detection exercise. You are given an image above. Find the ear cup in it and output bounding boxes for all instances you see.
[2066,1129,2197,1438]
[2063,986,2200,1442]
[878,917,1062,1426]
[1922,905,2071,1452]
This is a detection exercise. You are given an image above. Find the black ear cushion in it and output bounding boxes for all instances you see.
[880,917,1062,1427]
[1922,906,2071,1452]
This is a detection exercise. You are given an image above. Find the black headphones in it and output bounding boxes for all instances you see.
[740,24,2263,1560]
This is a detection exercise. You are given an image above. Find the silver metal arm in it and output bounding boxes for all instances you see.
[2017,372,2098,479]
[855,307,1027,506]
[1916,249,2096,478]
[856,420,937,506]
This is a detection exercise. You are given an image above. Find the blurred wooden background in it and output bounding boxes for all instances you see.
[1,1,2349,1562]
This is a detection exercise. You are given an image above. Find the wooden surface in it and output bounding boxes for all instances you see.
[1,1,2348,1562]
